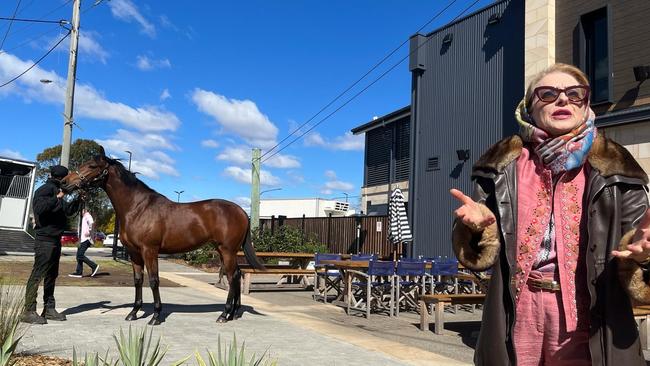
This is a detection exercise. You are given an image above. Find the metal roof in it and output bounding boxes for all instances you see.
[350,105,410,135]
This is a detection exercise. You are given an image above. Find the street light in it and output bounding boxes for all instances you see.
[341,192,349,202]
[124,150,132,172]
[174,190,184,202]
[260,188,282,196]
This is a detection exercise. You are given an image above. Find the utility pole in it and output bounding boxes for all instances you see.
[250,148,261,233]
[60,0,81,168]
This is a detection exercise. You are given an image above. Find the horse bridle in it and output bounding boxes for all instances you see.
[75,168,109,189]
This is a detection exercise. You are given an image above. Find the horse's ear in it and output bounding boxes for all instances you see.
[98,145,105,157]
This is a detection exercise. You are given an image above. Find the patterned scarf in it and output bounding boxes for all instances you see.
[515,98,597,175]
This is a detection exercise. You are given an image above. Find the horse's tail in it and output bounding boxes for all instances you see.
[242,219,266,270]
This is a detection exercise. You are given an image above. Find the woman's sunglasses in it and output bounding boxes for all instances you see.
[533,85,590,103]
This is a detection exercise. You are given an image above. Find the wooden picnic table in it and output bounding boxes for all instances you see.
[235,252,316,294]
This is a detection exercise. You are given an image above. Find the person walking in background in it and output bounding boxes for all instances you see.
[451,63,650,365]
[22,165,82,325]
[69,208,99,278]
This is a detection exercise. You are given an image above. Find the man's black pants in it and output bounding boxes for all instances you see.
[25,239,61,311]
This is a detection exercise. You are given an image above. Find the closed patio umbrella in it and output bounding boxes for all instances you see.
[388,187,412,259]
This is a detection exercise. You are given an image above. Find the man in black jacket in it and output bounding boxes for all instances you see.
[21,165,82,324]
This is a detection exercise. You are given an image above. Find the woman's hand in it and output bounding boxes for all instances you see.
[450,188,496,232]
[612,208,650,264]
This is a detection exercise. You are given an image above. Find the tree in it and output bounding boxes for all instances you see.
[35,139,114,231]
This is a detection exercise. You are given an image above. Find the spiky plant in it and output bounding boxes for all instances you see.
[193,334,277,366]
[0,280,24,366]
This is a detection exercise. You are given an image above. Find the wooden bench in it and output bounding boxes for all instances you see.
[419,294,486,334]
[634,306,650,350]
[241,268,314,295]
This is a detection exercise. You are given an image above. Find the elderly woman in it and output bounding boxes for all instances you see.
[451,63,650,365]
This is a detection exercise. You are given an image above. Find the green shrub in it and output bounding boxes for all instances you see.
[252,226,327,254]
[72,329,276,366]
[193,334,277,366]
[0,280,24,366]
[180,243,220,266]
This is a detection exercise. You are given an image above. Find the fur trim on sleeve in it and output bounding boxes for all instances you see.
[452,204,500,271]
[617,229,650,304]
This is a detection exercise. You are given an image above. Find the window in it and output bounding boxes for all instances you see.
[581,7,609,103]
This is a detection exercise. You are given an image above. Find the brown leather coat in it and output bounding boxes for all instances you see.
[453,134,650,366]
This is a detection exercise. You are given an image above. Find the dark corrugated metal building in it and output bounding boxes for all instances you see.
[408,0,524,258]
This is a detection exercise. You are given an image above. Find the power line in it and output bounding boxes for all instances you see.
[0,26,61,55]
[0,16,67,25]
[259,0,461,160]
[0,0,23,50]
[261,0,482,164]
[0,29,70,88]
[0,0,72,42]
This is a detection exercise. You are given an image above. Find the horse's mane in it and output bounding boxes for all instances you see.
[103,156,156,194]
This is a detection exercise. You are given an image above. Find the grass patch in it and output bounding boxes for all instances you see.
[0,260,181,287]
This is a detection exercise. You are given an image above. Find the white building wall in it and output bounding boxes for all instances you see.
[260,198,355,218]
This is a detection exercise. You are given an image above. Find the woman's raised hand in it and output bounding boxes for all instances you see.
[612,208,650,264]
[450,188,496,232]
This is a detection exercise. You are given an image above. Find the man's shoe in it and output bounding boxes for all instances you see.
[41,308,66,321]
[21,311,47,324]
[91,265,100,277]
[68,273,82,278]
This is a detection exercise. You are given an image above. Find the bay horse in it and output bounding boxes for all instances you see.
[61,146,265,325]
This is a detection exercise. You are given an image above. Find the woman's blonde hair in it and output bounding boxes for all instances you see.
[525,63,590,111]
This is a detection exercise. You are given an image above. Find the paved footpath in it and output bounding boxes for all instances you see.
[10,249,477,365]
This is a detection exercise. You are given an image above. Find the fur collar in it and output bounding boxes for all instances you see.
[473,134,649,184]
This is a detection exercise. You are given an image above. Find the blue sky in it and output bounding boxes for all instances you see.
[0,0,494,212]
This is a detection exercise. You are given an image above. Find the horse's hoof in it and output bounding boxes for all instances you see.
[125,313,137,321]
[216,315,228,323]
[147,317,161,326]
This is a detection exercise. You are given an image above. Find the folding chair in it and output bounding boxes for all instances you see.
[313,253,342,302]
[347,260,395,318]
[395,260,426,316]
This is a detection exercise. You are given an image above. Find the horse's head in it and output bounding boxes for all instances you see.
[61,146,110,192]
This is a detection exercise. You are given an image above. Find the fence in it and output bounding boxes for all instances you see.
[258,215,403,258]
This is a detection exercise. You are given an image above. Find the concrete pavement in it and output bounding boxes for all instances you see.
[9,249,477,365]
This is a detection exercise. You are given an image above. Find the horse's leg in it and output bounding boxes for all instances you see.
[125,251,144,321]
[217,250,241,323]
[143,249,162,325]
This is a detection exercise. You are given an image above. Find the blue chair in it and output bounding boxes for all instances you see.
[347,260,395,318]
[395,260,426,316]
[351,253,377,261]
[430,258,459,294]
[313,253,342,302]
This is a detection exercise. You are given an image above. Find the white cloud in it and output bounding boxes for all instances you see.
[160,88,171,101]
[191,89,278,148]
[201,139,219,148]
[95,129,178,180]
[305,131,364,151]
[232,196,251,214]
[216,146,299,169]
[223,166,280,186]
[265,153,300,169]
[51,31,109,64]
[0,149,26,160]
[159,15,179,31]
[108,0,156,38]
[0,52,180,132]
[320,170,354,194]
[136,55,171,71]
[217,147,249,166]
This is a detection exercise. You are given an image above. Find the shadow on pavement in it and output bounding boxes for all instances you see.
[62,301,265,323]
[444,321,481,349]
